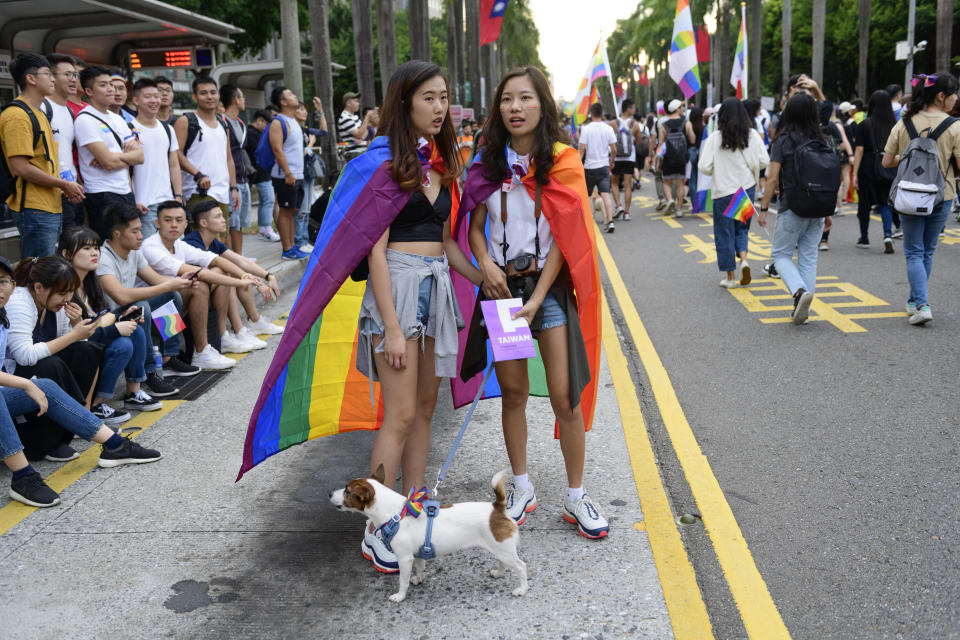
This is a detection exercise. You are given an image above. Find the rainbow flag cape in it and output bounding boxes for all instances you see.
[237,137,458,480]
[729,3,748,99]
[151,299,186,340]
[668,0,701,99]
[450,143,602,435]
[722,187,756,223]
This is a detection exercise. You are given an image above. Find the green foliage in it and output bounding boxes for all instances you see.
[498,0,545,69]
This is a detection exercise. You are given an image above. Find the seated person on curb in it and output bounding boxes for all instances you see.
[0,257,161,509]
[140,201,252,366]
[183,200,284,347]
[60,226,164,426]
[95,203,200,381]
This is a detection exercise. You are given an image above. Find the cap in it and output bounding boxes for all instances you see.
[667,99,683,114]
[838,101,855,114]
[0,256,13,277]
[343,91,361,101]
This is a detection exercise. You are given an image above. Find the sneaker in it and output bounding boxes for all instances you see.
[299,243,314,253]
[656,200,667,211]
[97,438,162,468]
[791,288,813,325]
[258,228,281,242]
[819,240,829,251]
[884,236,894,254]
[248,316,284,335]
[281,248,301,261]
[504,479,538,524]
[192,344,236,370]
[562,494,609,539]
[762,262,780,279]
[605,220,615,233]
[9,470,60,507]
[92,403,130,426]
[144,371,179,397]
[719,279,738,288]
[236,327,268,350]
[622,212,631,221]
[665,200,676,216]
[44,444,79,462]
[221,330,254,354]
[361,522,399,573]
[162,357,200,378]
[855,239,870,249]
[892,228,903,239]
[909,304,933,326]
[739,261,751,286]
[905,301,918,316]
[123,389,162,412]
[613,206,625,220]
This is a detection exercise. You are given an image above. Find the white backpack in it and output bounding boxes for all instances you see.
[889,116,957,216]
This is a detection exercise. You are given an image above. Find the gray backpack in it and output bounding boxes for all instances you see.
[615,118,634,159]
[889,116,957,216]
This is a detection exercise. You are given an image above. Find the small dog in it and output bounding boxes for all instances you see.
[330,466,528,602]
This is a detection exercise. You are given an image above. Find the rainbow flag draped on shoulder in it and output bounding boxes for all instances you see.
[237,136,459,480]
[449,143,602,435]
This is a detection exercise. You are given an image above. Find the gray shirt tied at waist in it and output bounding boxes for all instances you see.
[357,249,464,384]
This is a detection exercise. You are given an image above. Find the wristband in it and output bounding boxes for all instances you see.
[194,171,205,181]
[760,207,769,212]
[173,193,183,198]
[230,186,239,192]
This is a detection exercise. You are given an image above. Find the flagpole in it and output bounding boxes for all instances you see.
[741,2,748,100]
[600,33,618,111]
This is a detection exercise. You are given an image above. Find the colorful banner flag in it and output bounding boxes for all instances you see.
[668,0,701,99]
[722,187,756,223]
[151,300,186,341]
[570,39,617,130]
[730,3,748,99]
[633,64,650,87]
[480,0,510,45]
[695,25,711,63]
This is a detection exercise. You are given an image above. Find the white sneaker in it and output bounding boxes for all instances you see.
[299,244,314,253]
[220,331,253,354]
[236,327,268,350]
[192,344,236,370]
[361,521,399,573]
[504,478,537,524]
[248,316,284,335]
[258,228,281,242]
[563,493,609,539]
[719,279,738,288]
[909,304,933,326]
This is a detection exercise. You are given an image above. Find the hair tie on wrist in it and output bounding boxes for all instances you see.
[31,257,38,264]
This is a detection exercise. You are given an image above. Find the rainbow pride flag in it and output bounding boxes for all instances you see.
[571,40,612,129]
[722,187,756,223]
[237,137,457,480]
[151,299,186,340]
[730,3,748,99]
[668,0,701,99]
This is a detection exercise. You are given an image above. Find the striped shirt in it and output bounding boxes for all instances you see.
[337,110,362,148]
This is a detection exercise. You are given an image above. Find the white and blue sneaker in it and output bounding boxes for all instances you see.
[504,478,537,524]
[563,493,609,539]
[361,521,399,574]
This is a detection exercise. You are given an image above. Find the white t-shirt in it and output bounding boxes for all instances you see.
[139,233,217,283]
[269,114,304,180]
[75,105,132,194]
[48,100,76,179]
[483,183,554,267]
[579,121,617,169]
[131,118,178,206]
[181,114,229,203]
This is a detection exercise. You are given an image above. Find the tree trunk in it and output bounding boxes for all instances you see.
[782,0,792,90]
[466,0,482,113]
[936,0,953,74]
[352,0,376,109]
[280,0,303,99]
[811,0,825,86]
[482,43,493,112]
[750,0,762,99]
[410,0,431,62]
[376,0,397,98]
[307,0,337,181]
[857,0,871,100]
[453,0,466,104]
[445,1,459,103]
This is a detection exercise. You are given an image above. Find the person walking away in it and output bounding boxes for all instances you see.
[852,90,897,252]
[659,99,695,217]
[686,106,705,212]
[699,97,769,288]
[759,93,842,325]
[579,102,618,233]
[244,109,280,242]
[131,78,182,239]
[45,54,84,232]
[610,99,642,221]
[816,102,854,251]
[882,73,960,326]
[268,86,309,260]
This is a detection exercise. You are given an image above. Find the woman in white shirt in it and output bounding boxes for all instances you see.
[698,97,770,288]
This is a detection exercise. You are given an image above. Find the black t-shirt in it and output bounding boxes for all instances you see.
[770,134,799,211]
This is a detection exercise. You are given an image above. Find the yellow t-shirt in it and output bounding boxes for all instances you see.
[0,100,62,213]
[884,110,960,201]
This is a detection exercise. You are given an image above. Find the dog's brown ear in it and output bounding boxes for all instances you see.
[371,463,385,485]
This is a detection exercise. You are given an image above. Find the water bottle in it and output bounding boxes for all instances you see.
[152,346,164,380]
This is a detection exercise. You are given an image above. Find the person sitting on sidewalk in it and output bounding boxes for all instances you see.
[95,203,200,381]
[183,199,283,341]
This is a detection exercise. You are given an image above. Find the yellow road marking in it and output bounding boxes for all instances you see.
[602,294,714,639]
[598,232,791,639]
[0,401,185,536]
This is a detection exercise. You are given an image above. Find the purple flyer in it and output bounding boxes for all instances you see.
[481,298,537,362]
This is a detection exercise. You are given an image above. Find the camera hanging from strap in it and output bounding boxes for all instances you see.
[499,182,543,268]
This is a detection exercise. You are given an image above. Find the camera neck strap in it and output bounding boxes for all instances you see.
[499,182,543,268]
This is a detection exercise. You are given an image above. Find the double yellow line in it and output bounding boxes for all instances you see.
[598,233,791,639]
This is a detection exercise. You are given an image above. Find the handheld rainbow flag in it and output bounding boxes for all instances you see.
[570,39,616,130]
[722,187,756,223]
[151,300,186,340]
[668,0,701,99]
[730,2,748,99]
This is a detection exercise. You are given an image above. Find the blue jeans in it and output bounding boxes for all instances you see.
[712,187,754,272]
[254,180,275,227]
[94,325,148,399]
[12,208,61,258]
[295,178,313,247]
[901,200,951,307]
[230,182,252,230]
[141,203,159,238]
[688,147,700,200]
[772,209,825,295]
[0,380,102,459]
[138,291,184,363]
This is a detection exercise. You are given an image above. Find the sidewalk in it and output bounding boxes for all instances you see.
[0,278,672,638]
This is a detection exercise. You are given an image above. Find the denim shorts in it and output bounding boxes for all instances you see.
[359,255,440,337]
[539,291,567,330]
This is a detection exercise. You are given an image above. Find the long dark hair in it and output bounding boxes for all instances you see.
[59,226,108,312]
[688,107,704,143]
[865,90,895,151]
[379,60,460,191]
[774,93,824,142]
[13,256,80,296]
[718,97,750,150]
[480,66,571,186]
[904,73,959,119]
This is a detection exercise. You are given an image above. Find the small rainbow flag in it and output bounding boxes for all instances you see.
[151,299,186,340]
[722,187,756,223]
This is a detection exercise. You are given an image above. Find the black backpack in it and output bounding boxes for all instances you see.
[662,119,688,173]
[786,136,842,218]
[0,100,54,210]
[183,112,229,154]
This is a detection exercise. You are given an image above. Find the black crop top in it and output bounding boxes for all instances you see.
[389,186,451,243]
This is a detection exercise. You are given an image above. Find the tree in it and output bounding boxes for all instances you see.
[858,0,871,100]
[466,0,482,112]
[446,1,460,103]
[452,0,466,102]
[811,0,825,84]
[782,0,792,89]
[307,0,337,181]
[376,0,397,96]
[352,0,377,109]
[409,0,431,61]
[935,0,953,73]
[750,0,762,100]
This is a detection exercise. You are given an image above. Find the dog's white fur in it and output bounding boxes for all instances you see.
[330,469,528,602]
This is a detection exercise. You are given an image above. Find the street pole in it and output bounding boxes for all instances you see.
[453,0,465,103]
[280,0,303,99]
[307,0,337,180]
[904,0,916,91]
[466,0,482,114]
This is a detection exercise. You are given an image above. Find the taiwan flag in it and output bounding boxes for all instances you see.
[480,0,509,45]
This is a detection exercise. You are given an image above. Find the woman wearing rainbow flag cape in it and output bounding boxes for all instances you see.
[453,67,607,540]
